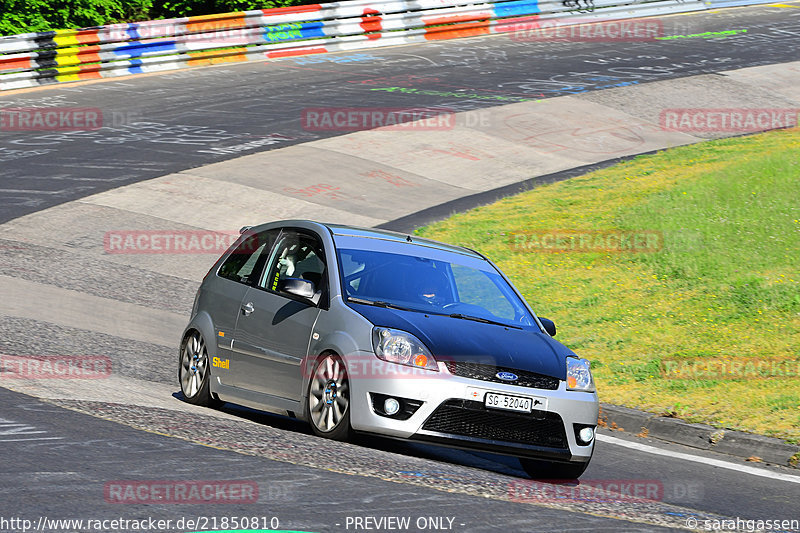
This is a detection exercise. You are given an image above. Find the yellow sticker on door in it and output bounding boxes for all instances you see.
[212,357,229,369]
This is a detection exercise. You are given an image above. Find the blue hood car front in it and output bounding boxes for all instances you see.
[349,303,569,380]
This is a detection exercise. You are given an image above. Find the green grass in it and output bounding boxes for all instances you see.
[416,128,800,443]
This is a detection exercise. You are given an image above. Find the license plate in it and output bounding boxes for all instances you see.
[485,392,533,413]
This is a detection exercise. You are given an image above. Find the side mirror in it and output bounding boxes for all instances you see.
[539,317,556,337]
[278,278,316,300]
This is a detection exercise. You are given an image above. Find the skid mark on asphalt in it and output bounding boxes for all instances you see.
[0,416,64,442]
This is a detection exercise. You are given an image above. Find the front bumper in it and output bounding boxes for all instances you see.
[347,354,598,462]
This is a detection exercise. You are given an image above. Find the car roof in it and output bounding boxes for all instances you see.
[243,220,484,259]
[323,223,484,259]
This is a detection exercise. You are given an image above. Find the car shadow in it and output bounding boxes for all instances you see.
[174,391,532,479]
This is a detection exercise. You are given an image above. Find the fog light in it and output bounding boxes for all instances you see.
[578,427,595,444]
[384,398,400,416]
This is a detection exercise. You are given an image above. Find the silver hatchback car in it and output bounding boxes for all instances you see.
[179,220,598,478]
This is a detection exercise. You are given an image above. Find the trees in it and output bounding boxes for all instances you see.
[0,0,310,35]
[0,0,151,34]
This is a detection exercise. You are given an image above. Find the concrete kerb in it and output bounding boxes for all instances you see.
[377,152,663,234]
[599,404,800,468]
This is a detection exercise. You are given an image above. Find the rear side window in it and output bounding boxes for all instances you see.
[217,230,278,285]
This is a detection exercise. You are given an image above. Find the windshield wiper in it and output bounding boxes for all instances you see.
[448,313,521,329]
[346,298,519,327]
[346,297,414,312]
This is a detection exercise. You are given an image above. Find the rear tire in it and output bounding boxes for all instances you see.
[178,330,220,407]
[306,353,352,441]
[519,458,590,480]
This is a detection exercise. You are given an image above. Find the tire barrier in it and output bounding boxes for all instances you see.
[0,0,776,91]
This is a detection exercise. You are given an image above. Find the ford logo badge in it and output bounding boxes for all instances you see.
[496,371,518,382]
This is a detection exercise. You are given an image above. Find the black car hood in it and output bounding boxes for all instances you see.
[349,303,569,379]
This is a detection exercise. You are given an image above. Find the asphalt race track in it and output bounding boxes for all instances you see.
[1,3,799,532]
[2,4,800,223]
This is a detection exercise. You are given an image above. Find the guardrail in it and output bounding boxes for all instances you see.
[0,0,775,92]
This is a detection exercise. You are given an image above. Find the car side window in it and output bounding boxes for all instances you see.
[217,230,278,285]
[260,231,327,296]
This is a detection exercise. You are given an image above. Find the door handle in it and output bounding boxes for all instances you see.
[241,302,255,316]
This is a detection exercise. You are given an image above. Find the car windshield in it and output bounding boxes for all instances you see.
[337,247,535,328]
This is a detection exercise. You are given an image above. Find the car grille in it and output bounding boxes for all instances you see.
[443,361,560,390]
[422,400,568,448]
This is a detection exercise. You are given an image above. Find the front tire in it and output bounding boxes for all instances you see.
[519,458,590,480]
[306,353,352,441]
[179,330,219,407]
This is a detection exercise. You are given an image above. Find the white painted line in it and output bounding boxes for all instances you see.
[0,437,64,442]
[597,433,800,485]
[0,189,71,195]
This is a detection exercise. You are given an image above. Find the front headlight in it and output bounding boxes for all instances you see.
[566,357,595,392]
[372,327,438,372]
